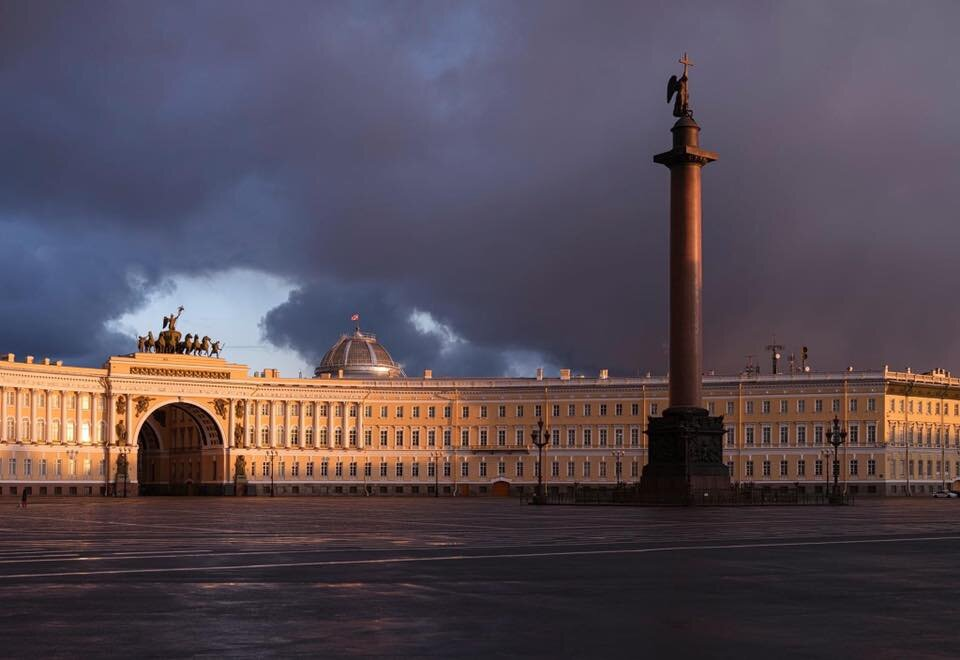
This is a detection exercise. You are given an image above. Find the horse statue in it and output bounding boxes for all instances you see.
[210,341,224,358]
[137,336,146,352]
[156,334,167,354]
[197,335,211,356]
[145,331,156,353]
[182,334,195,355]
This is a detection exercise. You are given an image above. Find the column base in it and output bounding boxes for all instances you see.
[639,406,731,505]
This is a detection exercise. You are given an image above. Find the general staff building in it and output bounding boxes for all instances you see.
[0,328,957,497]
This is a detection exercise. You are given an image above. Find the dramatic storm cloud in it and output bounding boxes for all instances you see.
[1,1,958,376]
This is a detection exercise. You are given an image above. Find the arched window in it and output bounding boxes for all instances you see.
[291,427,300,446]
[36,419,45,443]
[305,428,314,446]
[334,428,343,447]
[20,418,30,441]
[260,428,269,445]
[6,418,15,440]
[67,422,75,443]
[51,420,60,442]
[277,426,285,446]
[319,428,328,446]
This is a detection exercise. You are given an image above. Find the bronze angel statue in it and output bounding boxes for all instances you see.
[666,53,693,118]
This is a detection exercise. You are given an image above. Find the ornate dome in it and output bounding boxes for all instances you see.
[315,329,405,379]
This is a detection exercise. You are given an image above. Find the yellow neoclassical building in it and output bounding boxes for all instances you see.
[0,327,958,498]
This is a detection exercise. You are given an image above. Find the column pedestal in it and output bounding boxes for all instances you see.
[639,406,729,504]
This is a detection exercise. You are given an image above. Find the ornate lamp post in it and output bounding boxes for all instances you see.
[611,449,625,488]
[432,450,442,498]
[530,418,549,504]
[826,416,847,502]
[266,449,278,497]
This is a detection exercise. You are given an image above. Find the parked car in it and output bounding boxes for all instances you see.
[932,490,959,498]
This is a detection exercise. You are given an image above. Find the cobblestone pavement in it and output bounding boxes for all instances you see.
[0,497,959,658]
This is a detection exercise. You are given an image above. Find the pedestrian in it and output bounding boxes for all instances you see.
[19,489,27,509]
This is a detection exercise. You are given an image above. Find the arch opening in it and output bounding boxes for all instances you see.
[137,402,226,495]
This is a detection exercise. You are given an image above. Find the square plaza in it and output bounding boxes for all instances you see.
[1,498,958,657]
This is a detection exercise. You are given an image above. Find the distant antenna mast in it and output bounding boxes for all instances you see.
[801,345,809,372]
[788,353,796,375]
[744,354,757,377]
[766,336,784,375]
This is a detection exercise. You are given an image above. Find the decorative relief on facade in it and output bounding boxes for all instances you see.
[234,400,246,417]
[134,396,152,416]
[234,423,244,446]
[129,367,230,379]
[115,394,127,416]
[213,398,228,419]
[115,421,128,444]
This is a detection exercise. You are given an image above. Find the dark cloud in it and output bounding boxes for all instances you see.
[1,1,959,375]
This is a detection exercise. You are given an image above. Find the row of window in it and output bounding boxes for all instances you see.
[3,392,103,410]
[732,423,877,446]
[0,456,104,477]
[242,426,645,449]
[2,419,103,443]
[245,457,641,480]
[741,458,878,478]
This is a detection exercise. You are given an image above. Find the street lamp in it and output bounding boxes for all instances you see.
[611,449,624,489]
[432,450,441,498]
[530,418,549,504]
[826,415,847,502]
[266,449,278,497]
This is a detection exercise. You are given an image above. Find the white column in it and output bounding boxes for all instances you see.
[254,399,261,447]
[44,389,52,444]
[124,393,133,446]
[227,397,236,448]
[356,401,364,449]
[29,388,37,443]
[14,387,21,442]
[0,385,5,442]
[298,400,305,450]
[341,403,348,449]
[269,400,276,448]
[74,391,82,444]
[326,401,334,449]
[90,391,98,446]
[312,400,320,449]
[284,400,291,448]
[59,390,66,443]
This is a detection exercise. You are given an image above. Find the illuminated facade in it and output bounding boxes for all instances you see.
[0,332,958,497]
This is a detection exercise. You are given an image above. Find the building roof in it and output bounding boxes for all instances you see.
[315,329,405,379]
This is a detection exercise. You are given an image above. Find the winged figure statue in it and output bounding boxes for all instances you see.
[666,53,694,118]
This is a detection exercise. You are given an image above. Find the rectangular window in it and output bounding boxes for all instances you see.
[598,428,608,447]
[583,404,591,417]
[395,430,404,447]
[745,461,754,477]
[443,406,451,418]
[779,400,788,414]
[599,404,607,416]
[832,399,841,413]
[553,404,561,417]
[428,406,436,418]
[814,425,824,445]
[797,459,806,476]
[630,428,639,447]
[797,399,806,413]
[867,425,876,444]
[517,405,525,417]
[583,461,591,478]
[779,460,788,477]
[632,403,640,416]
[849,459,859,476]
[761,426,771,445]
[583,428,592,447]
[443,429,451,447]
[867,398,876,412]
[849,425,859,445]
[815,459,823,476]
[849,399,858,412]
[479,462,487,477]
[461,429,470,447]
[745,426,755,446]
[412,430,420,447]
[568,404,576,417]
[815,399,823,412]
[615,428,624,447]
[649,403,658,416]
[797,425,807,446]
[380,462,388,477]
[552,461,560,477]
[867,459,876,476]
[762,460,771,477]
[479,429,488,446]
[480,405,488,418]
[412,406,420,418]
[380,430,388,447]
[779,426,789,445]
[396,406,404,418]
[567,461,575,478]
[461,406,469,419]
[726,401,735,415]
[745,401,754,415]
[379,405,388,417]
[306,461,314,477]
[497,429,506,446]
[427,429,436,447]
[761,400,771,414]
[498,405,506,418]
[567,428,576,447]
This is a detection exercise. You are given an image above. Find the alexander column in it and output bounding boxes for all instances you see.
[639,54,730,504]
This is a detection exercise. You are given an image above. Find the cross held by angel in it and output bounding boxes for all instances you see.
[667,53,693,118]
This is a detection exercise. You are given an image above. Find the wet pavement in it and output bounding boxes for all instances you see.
[1,497,959,658]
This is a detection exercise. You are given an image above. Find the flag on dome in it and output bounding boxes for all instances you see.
[350,313,359,321]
